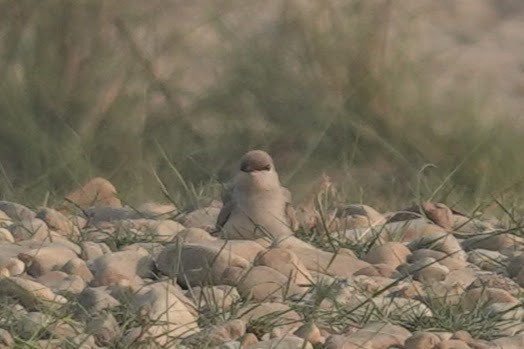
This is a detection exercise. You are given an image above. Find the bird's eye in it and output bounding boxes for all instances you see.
[262,165,271,171]
[241,164,250,172]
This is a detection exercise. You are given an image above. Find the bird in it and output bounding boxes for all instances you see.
[216,150,299,242]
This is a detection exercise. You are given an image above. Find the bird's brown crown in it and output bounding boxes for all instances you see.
[240,150,274,172]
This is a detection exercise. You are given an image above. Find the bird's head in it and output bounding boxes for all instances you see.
[235,150,281,192]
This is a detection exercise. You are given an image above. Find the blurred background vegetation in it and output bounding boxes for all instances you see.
[0,0,523,212]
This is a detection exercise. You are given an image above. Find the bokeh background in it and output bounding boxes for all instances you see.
[1,0,524,212]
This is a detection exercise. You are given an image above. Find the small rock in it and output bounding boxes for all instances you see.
[80,241,110,261]
[290,247,370,278]
[130,282,199,344]
[245,336,312,349]
[183,206,221,230]
[0,256,25,276]
[388,202,454,229]
[241,302,301,338]
[462,287,519,310]
[0,329,14,348]
[409,249,468,270]
[409,231,466,259]
[156,242,249,287]
[468,272,521,296]
[183,319,246,347]
[77,287,120,314]
[63,177,121,209]
[189,285,241,312]
[404,332,441,349]
[363,242,411,268]
[137,202,178,219]
[507,253,524,278]
[86,311,121,346]
[0,228,14,243]
[434,339,472,349]
[8,218,49,241]
[18,245,77,277]
[325,322,411,349]
[409,258,450,284]
[36,270,86,295]
[61,257,94,283]
[35,207,80,237]
[174,227,216,243]
[0,201,36,221]
[0,277,67,310]
[293,323,324,345]
[331,204,386,230]
[89,249,155,286]
[462,233,523,252]
[237,265,305,302]
[255,247,312,287]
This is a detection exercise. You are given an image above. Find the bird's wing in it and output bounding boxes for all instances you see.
[282,186,300,231]
[216,186,234,230]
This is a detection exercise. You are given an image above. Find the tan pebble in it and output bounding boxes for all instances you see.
[434,339,472,349]
[404,331,441,349]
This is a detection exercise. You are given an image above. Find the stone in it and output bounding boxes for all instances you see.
[183,206,221,231]
[85,311,121,346]
[404,332,441,349]
[183,319,246,347]
[77,287,120,314]
[130,282,199,344]
[36,270,86,295]
[80,241,109,261]
[468,272,521,296]
[63,177,121,209]
[255,248,312,286]
[18,245,77,277]
[137,202,178,219]
[491,333,524,349]
[237,265,305,302]
[434,340,472,349]
[452,215,494,234]
[61,257,94,283]
[516,268,524,287]
[387,202,454,229]
[8,218,49,241]
[408,258,450,284]
[89,249,155,286]
[0,201,36,221]
[331,204,386,230]
[409,249,468,270]
[363,242,411,268]
[0,256,25,276]
[0,329,14,348]
[462,233,524,252]
[324,322,411,349]
[241,302,301,337]
[462,287,519,310]
[156,242,249,287]
[293,323,324,345]
[245,336,312,349]
[0,228,14,243]
[189,285,241,312]
[205,238,266,263]
[115,218,185,242]
[82,206,138,224]
[35,207,80,237]
[467,249,508,271]
[173,227,216,243]
[290,247,371,278]
[409,231,466,259]
[0,277,67,310]
[507,253,524,277]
